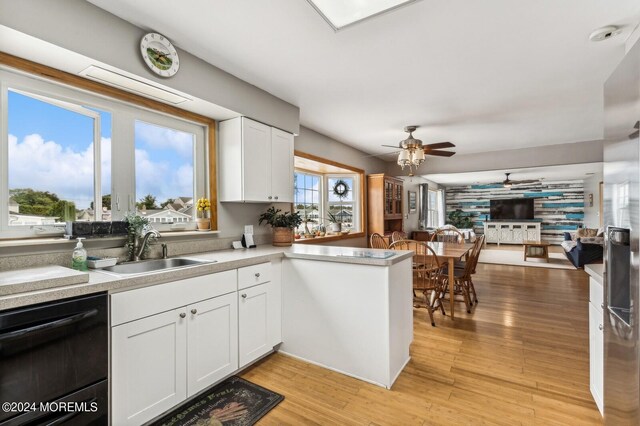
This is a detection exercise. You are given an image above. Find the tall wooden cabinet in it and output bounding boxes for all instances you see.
[367,174,404,243]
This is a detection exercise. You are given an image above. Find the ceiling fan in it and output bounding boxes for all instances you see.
[499,173,540,188]
[379,126,456,176]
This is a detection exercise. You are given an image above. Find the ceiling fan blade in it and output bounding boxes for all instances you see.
[511,179,539,184]
[423,142,455,150]
[381,144,400,148]
[360,150,401,159]
[425,150,455,157]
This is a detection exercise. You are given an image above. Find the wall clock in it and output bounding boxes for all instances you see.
[140,32,179,77]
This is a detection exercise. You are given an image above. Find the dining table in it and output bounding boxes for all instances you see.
[425,241,474,319]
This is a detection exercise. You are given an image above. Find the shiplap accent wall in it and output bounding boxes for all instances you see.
[445,180,585,243]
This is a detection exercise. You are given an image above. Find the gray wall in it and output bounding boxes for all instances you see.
[0,0,299,134]
[583,168,603,229]
[294,126,388,175]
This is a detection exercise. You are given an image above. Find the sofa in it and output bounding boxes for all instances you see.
[562,231,604,268]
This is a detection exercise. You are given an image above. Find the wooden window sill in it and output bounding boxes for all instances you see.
[293,232,365,244]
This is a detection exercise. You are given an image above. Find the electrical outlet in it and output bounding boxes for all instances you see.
[244,225,254,235]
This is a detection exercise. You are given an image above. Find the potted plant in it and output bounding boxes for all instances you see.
[258,207,303,247]
[327,212,341,233]
[446,209,473,229]
[196,197,211,231]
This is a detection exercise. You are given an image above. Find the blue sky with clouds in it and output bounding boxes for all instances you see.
[8,91,193,209]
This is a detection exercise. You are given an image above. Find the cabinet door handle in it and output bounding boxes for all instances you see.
[191,309,197,315]
[179,312,186,318]
[268,196,273,200]
[255,272,260,278]
[241,293,247,299]
[274,196,279,200]
[115,195,121,211]
[599,324,604,331]
[601,303,605,309]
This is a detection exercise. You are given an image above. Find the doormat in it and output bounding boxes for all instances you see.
[153,376,284,426]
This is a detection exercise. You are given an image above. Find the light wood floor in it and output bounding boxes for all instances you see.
[241,263,600,425]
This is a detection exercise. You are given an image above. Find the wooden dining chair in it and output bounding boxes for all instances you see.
[467,234,485,304]
[390,239,447,326]
[391,231,407,244]
[431,227,465,244]
[450,234,484,306]
[441,251,474,314]
[370,233,389,249]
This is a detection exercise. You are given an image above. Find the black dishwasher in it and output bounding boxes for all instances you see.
[0,293,108,425]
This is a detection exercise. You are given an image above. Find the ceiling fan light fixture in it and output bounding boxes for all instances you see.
[412,148,425,163]
[397,149,411,167]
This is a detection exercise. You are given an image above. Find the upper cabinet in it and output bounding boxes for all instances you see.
[219,117,294,203]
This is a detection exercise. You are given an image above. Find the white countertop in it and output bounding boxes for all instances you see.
[585,263,604,285]
[0,244,413,310]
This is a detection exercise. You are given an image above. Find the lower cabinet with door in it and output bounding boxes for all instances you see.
[110,261,281,425]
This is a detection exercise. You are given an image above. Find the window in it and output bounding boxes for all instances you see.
[327,176,356,231]
[294,172,321,233]
[134,120,197,226]
[293,152,364,239]
[427,189,438,228]
[1,69,209,238]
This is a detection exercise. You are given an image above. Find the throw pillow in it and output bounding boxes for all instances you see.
[576,228,598,238]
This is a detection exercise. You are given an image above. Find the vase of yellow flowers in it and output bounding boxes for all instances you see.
[196,197,211,231]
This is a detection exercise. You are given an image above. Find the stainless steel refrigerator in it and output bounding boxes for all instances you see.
[603,37,640,424]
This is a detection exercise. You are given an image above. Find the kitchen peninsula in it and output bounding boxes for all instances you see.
[0,244,413,425]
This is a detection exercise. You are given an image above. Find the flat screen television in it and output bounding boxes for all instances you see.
[489,198,535,220]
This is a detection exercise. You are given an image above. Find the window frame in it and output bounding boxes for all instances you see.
[293,151,365,243]
[0,65,214,239]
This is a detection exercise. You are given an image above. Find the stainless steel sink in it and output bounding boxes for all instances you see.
[99,257,214,276]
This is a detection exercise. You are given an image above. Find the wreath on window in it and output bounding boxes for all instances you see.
[332,179,350,200]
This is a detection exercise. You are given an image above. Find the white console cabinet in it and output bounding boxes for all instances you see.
[483,221,541,244]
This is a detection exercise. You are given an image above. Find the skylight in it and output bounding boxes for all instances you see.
[307,0,419,30]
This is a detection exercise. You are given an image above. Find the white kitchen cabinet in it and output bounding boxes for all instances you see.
[219,117,294,203]
[187,292,238,396]
[589,276,604,415]
[238,279,282,367]
[270,127,294,202]
[112,308,187,426]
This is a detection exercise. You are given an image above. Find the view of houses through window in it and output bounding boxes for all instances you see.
[7,89,110,226]
[2,71,206,237]
[134,120,195,224]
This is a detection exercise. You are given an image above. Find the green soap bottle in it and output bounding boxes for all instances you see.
[71,237,88,271]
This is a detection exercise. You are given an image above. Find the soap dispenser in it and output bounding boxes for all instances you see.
[71,237,88,271]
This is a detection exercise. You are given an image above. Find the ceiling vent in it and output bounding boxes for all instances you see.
[79,66,190,104]
[589,26,623,42]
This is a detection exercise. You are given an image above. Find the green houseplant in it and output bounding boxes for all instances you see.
[258,207,303,247]
[446,209,474,229]
[124,213,157,260]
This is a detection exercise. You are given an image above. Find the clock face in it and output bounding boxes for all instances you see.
[140,33,179,77]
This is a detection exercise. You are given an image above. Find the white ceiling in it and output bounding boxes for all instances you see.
[87,0,640,156]
[424,162,603,186]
